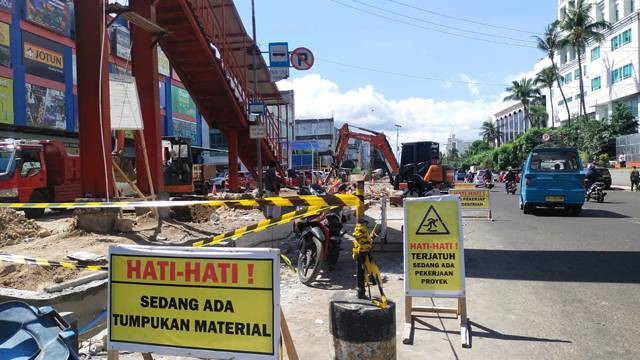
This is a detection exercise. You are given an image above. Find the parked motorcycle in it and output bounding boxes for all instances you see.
[294,209,345,284]
[505,181,517,195]
[586,182,606,203]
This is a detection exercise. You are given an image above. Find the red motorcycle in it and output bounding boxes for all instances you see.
[294,209,345,284]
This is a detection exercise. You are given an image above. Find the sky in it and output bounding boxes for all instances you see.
[234,0,558,145]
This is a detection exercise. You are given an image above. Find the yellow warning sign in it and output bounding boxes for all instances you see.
[449,189,490,209]
[108,245,280,360]
[454,182,477,189]
[403,196,465,297]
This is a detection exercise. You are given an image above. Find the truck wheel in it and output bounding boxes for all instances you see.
[24,190,46,219]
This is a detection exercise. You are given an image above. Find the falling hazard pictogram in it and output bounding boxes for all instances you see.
[416,205,450,235]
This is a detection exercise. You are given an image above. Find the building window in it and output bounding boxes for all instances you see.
[566,96,573,103]
[632,0,636,12]
[574,69,581,79]
[558,99,565,106]
[591,76,601,91]
[622,29,632,44]
[623,63,633,78]
[615,1,620,21]
[591,46,600,60]
[564,72,573,84]
[612,68,622,83]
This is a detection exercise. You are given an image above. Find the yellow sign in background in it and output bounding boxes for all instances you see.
[403,197,465,297]
[109,247,279,359]
[449,189,490,209]
[454,182,476,189]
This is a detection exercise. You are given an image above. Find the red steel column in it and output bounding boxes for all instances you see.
[227,129,239,192]
[131,0,164,194]
[75,0,113,199]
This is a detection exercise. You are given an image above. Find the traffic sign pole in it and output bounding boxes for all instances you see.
[251,0,263,197]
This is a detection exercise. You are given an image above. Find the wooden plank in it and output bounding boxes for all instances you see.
[107,350,119,360]
[280,307,299,360]
[402,295,413,344]
[412,306,459,315]
[142,353,154,360]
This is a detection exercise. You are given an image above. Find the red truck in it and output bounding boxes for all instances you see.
[0,139,81,218]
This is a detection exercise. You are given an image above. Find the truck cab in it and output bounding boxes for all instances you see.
[0,139,81,217]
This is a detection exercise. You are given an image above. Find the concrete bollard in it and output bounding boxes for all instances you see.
[329,293,396,360]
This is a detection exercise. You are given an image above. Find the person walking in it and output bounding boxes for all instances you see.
[265,162,280,218]
[619,152,627,168]
[631,166,640,192]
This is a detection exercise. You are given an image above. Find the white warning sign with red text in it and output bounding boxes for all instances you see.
[108,245,280,359]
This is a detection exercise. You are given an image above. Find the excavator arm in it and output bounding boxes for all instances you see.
[327,124,399,185]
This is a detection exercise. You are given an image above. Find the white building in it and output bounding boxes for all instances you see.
[445,134,472,155]
[553,0,640,122]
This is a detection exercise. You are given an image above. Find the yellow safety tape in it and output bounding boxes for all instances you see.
[0,194,360,209]
[0,253,108,271]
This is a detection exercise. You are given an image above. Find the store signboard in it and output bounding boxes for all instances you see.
[172,118,198,144]
[25,83,66,130]
[111,25,130,59]
[0,76,13,124]
[23,32,65,82]
[0,0,12,12]
[0,22,10,67]
[171,85,196,118]
[25,0,74,38]
[158,47,170,77]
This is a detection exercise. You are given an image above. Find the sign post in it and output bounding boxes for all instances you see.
[402,196,471,348]
[108,245,296,359]
[448,188,492,220]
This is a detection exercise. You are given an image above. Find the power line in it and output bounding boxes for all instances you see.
[327,0,538,49]
[349,0,536,44]
[385,0,541,35]
[316,57,511,87]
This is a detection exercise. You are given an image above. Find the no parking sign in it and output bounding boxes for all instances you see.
[290,47,314,70]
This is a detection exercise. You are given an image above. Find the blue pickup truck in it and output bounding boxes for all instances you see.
[519,147,585,215]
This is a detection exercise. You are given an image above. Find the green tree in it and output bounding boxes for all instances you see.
[503,78,541,127]
[535,66,558,128]
[610,103,638,135]
[466,140,491,157]
[480,120,500,147]
[535,20,571,123]
[560,0,611,118]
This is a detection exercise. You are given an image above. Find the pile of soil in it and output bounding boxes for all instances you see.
[0,208,50,246]
[0,262,83,291]
[171,205,217,223]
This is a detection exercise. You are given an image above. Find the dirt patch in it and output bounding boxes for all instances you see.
[0,208,50,246]
[0,262,85,291]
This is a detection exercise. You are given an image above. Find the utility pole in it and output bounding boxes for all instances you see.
[394,124,402,159]
[251,0,263,197]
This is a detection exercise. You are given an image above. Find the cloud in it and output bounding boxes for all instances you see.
[441,80,453,89]
[458,73,480,97]
[278,74,505,145]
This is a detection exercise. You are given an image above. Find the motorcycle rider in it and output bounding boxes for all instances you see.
[585,162,600,199]
[505,168,516,192]
[631,166,639,191]
[483,169,493,187]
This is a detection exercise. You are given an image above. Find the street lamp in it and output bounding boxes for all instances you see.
[394,124,402,159]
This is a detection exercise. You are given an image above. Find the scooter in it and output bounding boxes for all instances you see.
[586,182,606,203]
[505,181,517,195]
[294,209,345,285]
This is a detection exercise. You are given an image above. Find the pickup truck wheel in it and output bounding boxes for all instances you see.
[24,190,46,219]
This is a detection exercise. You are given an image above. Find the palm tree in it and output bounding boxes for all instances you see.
[535,20,571,123]
[560,0,611,119]
[529,104,549,128]
[535,66,558,128]
[480,120,498,147]
[503,78,541,128]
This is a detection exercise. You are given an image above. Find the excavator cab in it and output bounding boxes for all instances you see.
[162,136,194,194]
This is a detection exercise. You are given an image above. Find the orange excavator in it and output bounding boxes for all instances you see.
[326,124,400,186]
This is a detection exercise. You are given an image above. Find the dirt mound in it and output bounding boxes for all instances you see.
[0,262,83,291]
[0,209,49,246]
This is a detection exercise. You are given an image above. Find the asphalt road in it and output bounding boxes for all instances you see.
[420,183,640,359]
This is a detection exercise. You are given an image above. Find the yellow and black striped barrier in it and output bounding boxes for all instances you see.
[0,194,360,209]
[193,205,338,247]
[0,253,108,271]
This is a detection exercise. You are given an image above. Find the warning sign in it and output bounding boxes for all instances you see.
[416,205,450,235]
[403,196,465,297]
[449,189,490,209]
[454,182,477,189]
[108,245,280,360]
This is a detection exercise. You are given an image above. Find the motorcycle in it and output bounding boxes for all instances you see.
[505,180,517,195]
[586,182,606,203]
[294,209,345,284]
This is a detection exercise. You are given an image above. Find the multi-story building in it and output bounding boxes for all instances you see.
[494,103,531,144]
[292,118,335,169]
[444,134,472,156]
[552,0,640,122]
